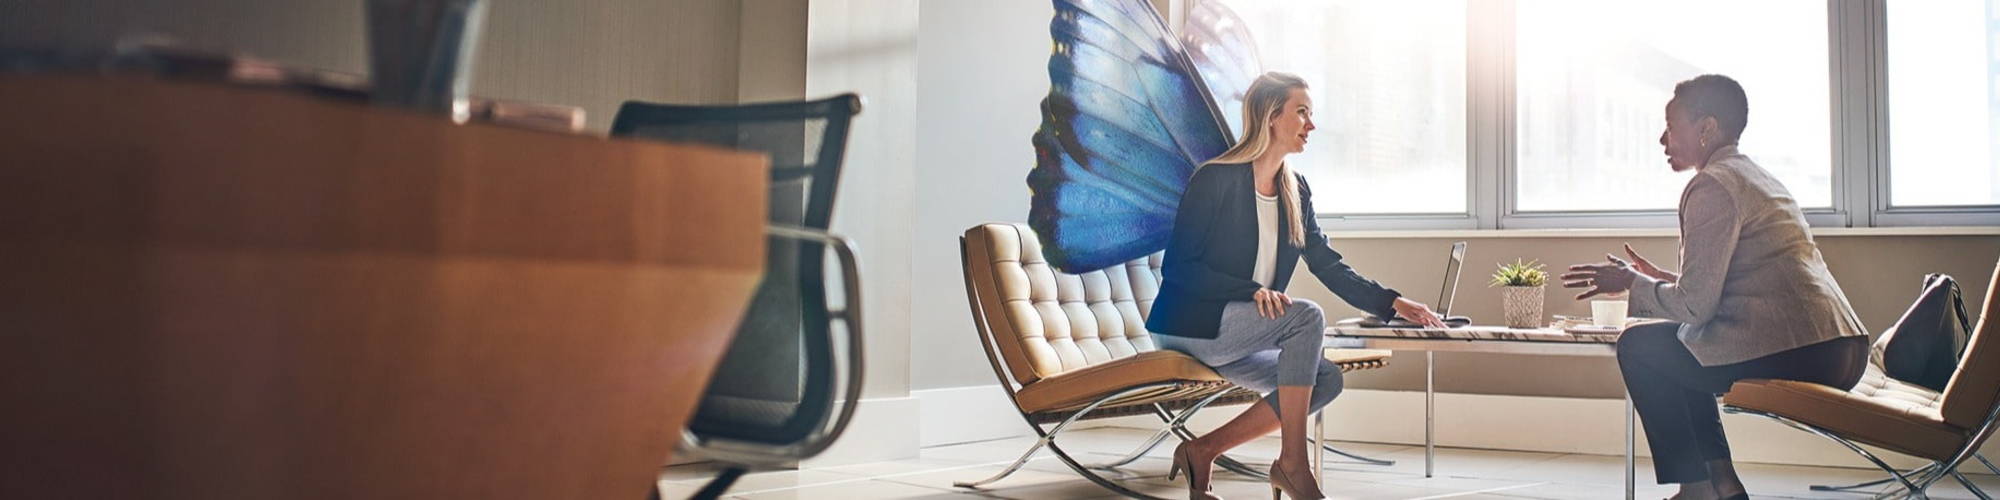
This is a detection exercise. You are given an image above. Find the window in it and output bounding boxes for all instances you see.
[1886,0,2000,208]
[1514,0,1833,212]
[1215,0,1468,215]
[1173,0,2000,228]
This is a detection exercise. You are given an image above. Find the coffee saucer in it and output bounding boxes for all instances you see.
[1562,325,1624,335]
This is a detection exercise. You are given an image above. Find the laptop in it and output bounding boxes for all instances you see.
[1358,241,1473,328]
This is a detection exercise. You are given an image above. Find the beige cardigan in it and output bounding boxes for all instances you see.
[1629,146,1868,366]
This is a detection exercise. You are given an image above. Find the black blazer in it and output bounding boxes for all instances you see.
[1145,163,1402,339]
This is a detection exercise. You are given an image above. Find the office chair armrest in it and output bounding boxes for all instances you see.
[678,224,865,465]
[766,224,866,459]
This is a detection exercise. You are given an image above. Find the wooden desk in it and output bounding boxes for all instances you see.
[0,75,767,499]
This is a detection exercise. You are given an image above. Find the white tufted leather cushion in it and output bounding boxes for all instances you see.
[963,223,1172,384]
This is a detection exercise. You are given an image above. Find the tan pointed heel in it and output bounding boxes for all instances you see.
[1171,443,1223,500]
[1267,463,1324,500]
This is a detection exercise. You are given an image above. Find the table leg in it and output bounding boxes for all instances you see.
[1313,409,1324,483]
[1625,391,1636,500]
[1425,350,1435,479]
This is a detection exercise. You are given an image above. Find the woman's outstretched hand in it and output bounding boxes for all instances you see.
[1562,259,1639,300]
[1254,288,1292,319]
[1392,297,1447,328]
[1616,243,1677,283]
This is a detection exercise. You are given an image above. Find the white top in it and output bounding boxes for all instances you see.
[1252,190,1279,288]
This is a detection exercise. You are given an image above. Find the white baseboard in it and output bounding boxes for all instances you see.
[799,396,922,467]
[933,385,1996,474]
[913,385,1034,447]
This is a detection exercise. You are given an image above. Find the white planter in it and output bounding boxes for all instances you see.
[1502,285,1545,328]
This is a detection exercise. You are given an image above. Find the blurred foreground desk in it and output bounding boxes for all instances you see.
[0,75,767,499]
[1328,322,1636,499]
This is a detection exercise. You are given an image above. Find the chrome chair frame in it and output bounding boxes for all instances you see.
[1085,391,1234,472]
[677,225,865,465]
[1804,453,1999,495]
[951,382,1195,499]
[1085,393,1397,472]
[955,236,1282,499]
[1722,397,2000,500]
[951,234,1391,499]
[669,226,865,500]
[1323,442,1398,466]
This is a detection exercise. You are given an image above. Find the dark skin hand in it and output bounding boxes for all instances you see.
[1618,243,1677,283]
[1563,242,1673,300]
[1561,254,1641,301]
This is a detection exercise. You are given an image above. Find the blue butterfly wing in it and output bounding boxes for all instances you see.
[1182,0,1264,141]
[1028,0,1233,273]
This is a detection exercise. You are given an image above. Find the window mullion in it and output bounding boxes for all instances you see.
[1831,0,1886,227]
[1862,0,1889,225]
[1469,0,1513,230]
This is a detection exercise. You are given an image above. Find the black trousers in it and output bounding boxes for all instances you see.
[1615,322,1868,484]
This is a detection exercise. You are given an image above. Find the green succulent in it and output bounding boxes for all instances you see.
[1490,258,1548,288]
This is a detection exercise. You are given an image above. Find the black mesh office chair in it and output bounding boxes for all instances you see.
[611,94,865,500]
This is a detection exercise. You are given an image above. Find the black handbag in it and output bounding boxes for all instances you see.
[1872,273,1973,392]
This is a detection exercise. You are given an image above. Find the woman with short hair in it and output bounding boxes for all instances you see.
[1563,74,1870,500]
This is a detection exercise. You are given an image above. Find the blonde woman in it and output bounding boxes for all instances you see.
[1148,72,1446,500]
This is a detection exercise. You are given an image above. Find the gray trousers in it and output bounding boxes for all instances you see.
[1155,299,1343,415]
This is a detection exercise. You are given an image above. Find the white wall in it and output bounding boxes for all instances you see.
[794,0,1056,454]
[808,0,919,402]
[909,0,1055,391]
[801,0,924,465]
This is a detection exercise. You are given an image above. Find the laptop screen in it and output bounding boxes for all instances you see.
[1435,242,1467,316]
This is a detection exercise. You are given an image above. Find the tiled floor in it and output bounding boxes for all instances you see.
[656,427,1999,499]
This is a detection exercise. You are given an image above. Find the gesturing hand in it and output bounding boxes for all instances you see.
[1253,288,1292,319]
[1561,258,1639,301]
[1615,243,1676,283]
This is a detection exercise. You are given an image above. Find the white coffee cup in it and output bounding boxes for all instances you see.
[1591,300,1629,328]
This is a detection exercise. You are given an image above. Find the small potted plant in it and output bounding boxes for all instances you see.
[1491,259,1548,328]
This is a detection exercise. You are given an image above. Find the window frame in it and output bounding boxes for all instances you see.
[1865,0,2000,226]
[1167,0,2000,231]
